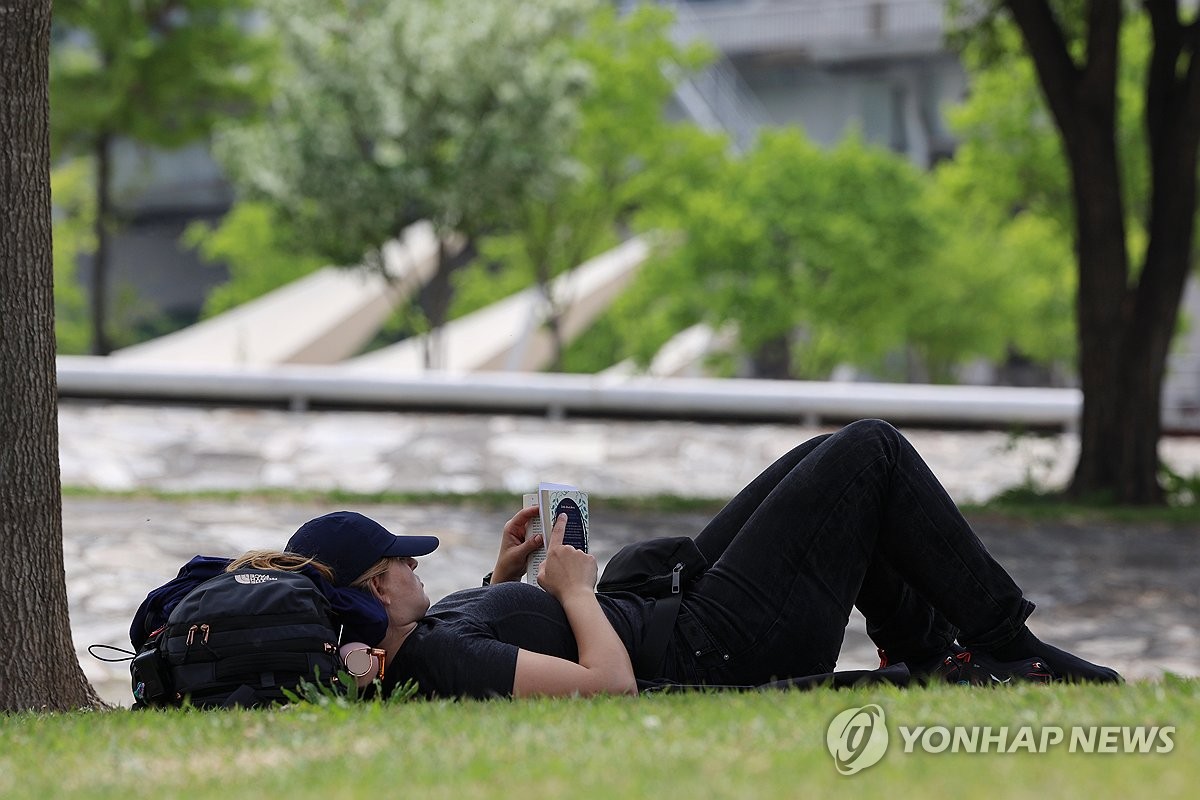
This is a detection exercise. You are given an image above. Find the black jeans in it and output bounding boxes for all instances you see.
[661,419,1035,685]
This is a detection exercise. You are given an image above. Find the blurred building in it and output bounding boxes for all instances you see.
[83,140,233,337]
[660,0,964,166]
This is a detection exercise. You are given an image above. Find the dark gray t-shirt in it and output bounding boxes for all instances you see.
[381,582,652,699]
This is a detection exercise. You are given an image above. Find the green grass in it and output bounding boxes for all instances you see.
[963,489,1200,525]
[59,485,728,515]
[961,500,1200,526]
[62,482,1200,526]
[2,680,1196,799]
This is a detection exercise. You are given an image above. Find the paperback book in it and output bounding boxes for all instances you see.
[524,482,589,585]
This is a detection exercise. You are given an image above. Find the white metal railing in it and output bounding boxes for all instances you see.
[56,356,1082,428]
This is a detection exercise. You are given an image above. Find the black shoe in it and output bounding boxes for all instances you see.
[930,649,1055,686]
[878,646,966,682]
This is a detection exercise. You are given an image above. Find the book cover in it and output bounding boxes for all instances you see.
[524,482,589,585]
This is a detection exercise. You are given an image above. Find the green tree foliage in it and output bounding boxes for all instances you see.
[204,0,596,354]
[49,159,93,354]
[930,13,1166,370]
[50,0,274,354]
[923,172,1076,369]
[593,130,975,380]
[451,4,714,367]
[183,201,325,318]
[556,124,732,375]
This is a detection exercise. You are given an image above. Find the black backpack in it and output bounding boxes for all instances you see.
[132,568,341,708]
[598,536,708,598]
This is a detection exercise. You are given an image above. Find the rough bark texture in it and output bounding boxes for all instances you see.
[1006,0,1200,503]
[0,0,103,710]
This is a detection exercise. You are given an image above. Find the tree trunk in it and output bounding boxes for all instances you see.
[536,266,567,373]
[1068,1,1200,504]
[417,237,476,369]
[0,0,103,711]
[89,133,112,355]
[1075,139,1198,504]
[1066,122,1143,501]
[750,335,794,379]
[1006,0,1200,504]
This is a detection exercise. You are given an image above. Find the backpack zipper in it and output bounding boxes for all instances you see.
[185,623,212,646]
[671,563,683,594]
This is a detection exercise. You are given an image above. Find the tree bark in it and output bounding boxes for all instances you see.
[1006,0,1200,503]
[0,0,103,710]
[750,335,794,380]
[417,237,476,369]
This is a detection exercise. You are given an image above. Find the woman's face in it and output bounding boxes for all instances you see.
[371,556,430,627]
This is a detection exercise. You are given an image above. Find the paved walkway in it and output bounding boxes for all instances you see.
[60,401,1200,502]
[59,402,1200,704]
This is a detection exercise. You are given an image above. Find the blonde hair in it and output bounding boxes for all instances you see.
[226,549,334,582]
[351,557,394,589]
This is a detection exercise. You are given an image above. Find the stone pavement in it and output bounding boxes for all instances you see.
[58,402,1200,705]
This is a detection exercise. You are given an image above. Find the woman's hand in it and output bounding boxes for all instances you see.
[513,514,636,697]
[490,504,544,584]
[536,513,597,600]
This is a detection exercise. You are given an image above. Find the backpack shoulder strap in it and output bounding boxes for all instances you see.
[633,593,683,679]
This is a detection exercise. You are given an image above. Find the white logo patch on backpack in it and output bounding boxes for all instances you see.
[234,573,279,584]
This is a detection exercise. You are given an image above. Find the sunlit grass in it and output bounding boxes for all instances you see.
[2,679,1196,799]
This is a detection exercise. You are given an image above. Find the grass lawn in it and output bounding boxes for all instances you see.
[61,483,1200,525]
[2,679,1195,799]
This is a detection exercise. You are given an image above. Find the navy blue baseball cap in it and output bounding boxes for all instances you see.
[286,511,439,587]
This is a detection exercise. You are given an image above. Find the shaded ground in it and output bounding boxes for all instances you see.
[61,402,1200,505]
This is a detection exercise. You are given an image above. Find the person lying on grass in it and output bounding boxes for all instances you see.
[283,419,1121,698]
